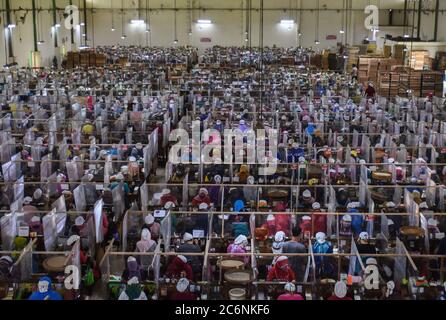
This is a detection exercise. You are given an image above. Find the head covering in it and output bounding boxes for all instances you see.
[303,190,311,198]
[359,232,369,241]
[419,202,429,209]
[234,235,248,246]
[342,214,352,222]
[178,255,187,264]
[75,216,85,227]
[274,231,286,242]
[33,188,43,200]
[366,258,377,265]
[164,201,176,209]
[176,278,190,293]
[334,281,347,299]
[316,232,326,244]
[285,282,296,293]
[267,214,275,222]
[199,188,208,196]
[386,202,396,208]
[137,229,155,252]
[67,235,80,246]
[24,197,33,205]
[312,202,321,210]
[0,256,13,265]
[162,189,171,195]
[116,173,124,181]
[145,214,155,225]
[127,256,141,281]
[183,233,193,242]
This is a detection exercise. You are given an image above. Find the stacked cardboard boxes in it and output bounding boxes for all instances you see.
[64,51,107,68]
[346,46,360,73]
[399,68,443,97]
[409,50,432,70]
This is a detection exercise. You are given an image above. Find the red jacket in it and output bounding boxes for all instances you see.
[267,258,296,282]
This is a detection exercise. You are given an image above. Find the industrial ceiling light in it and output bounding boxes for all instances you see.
[174,39,178,44]
[54,23,61,28]
[404,34,410,38]
[111,27,116,32]
[80,22,85,26]
[121,35,126,39]
[197,19,212,24]
[130,19,145,24]
[280,19,294,25]
[7,24,16,29]
[340,30,345,34]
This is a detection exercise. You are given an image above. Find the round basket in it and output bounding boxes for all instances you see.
[224,270,252,285]
[43,256,67,273]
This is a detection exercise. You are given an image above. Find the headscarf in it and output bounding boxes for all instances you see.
[127,256,141,281]
[273,256,292,281]
[136,228,156,252]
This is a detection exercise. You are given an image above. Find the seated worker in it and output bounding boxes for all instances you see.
[169,278,197,301]
[121,256,143,282]
[277,282,304,301]
[267,256,296,282]
[301,189,315,208]
[237,165,250,184]
[142,214,161,241]
[178,233,203,274]
[135,229,156,275]
[118,277,148,301]
[28,276,63,300]
[261,203,291,237]
[227,235,250,266]
[166,255,194,281]
[191,188,211,208]
[160,189,178,207]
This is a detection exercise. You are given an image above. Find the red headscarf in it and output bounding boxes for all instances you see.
[267,257,296,282]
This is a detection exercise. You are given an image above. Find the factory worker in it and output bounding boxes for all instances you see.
[277,282,304,301]
[312,202,327,235]
[178,233,202,274]
[191,188,211,207]
[347,202,363,236]
[313,232,334,278]
[267,256,296,282]
[142,214,161,241]
[118,277,148,301]
[301,189,315,208]
[135,229,156,271]
[169,278,197,301]
[327,281,352,300]
[227,235,250,265]
[28,276,63,300]
[166,255,194,281]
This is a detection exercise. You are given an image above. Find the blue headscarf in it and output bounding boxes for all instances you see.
[28,276,63,300]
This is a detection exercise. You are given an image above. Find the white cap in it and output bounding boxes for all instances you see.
[162,189,171,195]
[141,228,151,241]
[120,166,129,174]
[366,258,377,265]
[419,202,429,209]
[312,202,321,210]
[183,233,193,242]
[127,256,137,263]
[302,215,311,221]
[267,214,275,222]
[129,156,137,162]
[428,218,439,227]
[145,214,155,225]
[303,190,311,198]
[33,188,43,200]
[359,232,369,241]
[24,197,33,205]
[0,256,13,264]
[199,203,209,210]
[388,219,395,226]
[31,216,40,223]
[176,278,190,293]
[234,235,248,246]
[75,216,85,226]
[342,214,352,222]
[199,188,208,195]
[285,282,296,293]
[386,202,396,208]
[178,255,187,264]
[164,201,176,209]
[116,173,124,181]
[128,277,139,286]
[274,231,286,242]
[67,235,80,246]
[334,281,347,299]
[316,232,326,244]
[276,256,288,263]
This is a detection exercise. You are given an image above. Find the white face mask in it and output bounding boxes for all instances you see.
[38,281,49,293]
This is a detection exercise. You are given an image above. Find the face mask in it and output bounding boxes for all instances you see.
[38,281,49,293]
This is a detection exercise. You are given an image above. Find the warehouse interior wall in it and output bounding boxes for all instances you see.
[0,0,445,67]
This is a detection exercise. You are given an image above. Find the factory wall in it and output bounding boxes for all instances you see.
[0,0,445,67]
